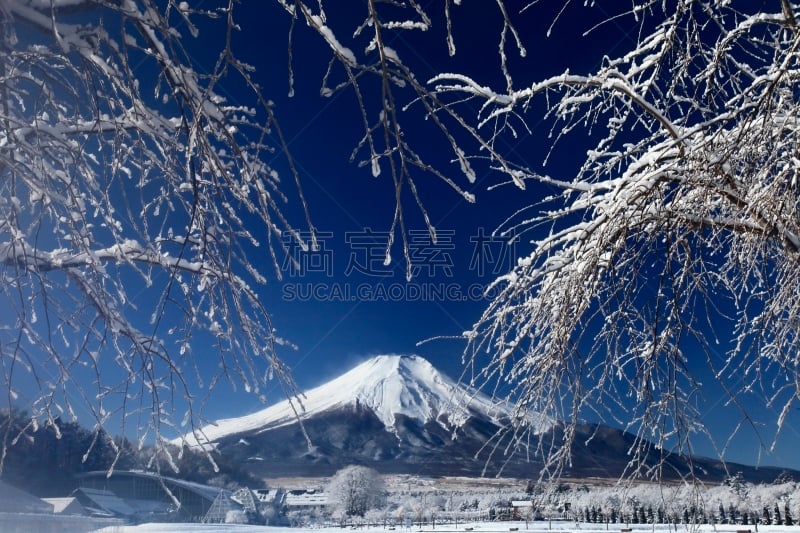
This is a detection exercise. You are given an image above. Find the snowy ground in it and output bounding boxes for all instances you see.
[92,522,800,533]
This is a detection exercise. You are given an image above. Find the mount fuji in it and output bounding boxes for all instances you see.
[183,354,544,445]
[180,355,792,481]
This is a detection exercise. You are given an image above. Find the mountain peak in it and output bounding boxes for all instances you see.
[342,354,465,428]
[354,354,433,377]
[180,354,514,447]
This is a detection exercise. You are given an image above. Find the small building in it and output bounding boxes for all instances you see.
[254,488,285,507]
[284,489,328,511]
[511,500,533,519]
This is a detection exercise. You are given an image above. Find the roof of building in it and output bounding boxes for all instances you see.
[73,488,136,517]
[76,470,231,520]
[0,480,53,514]
[285,490,328,507]
[254,488,285,504]
[78,470,228,502]
[42,497,85,515]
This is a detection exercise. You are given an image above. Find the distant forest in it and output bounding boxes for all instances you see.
[0,409,261,497]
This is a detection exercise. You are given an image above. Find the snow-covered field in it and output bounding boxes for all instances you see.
[93,522,800,533]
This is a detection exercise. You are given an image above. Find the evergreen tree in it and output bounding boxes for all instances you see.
[784,503,794,526]
[525,480,536,496]
[725,473,749,499]
[728,504,737,525]
[762,506,772,525]
[718,503,726,524]
[0,409,258,497]
[0,410,127,496]
[774,504,783,525]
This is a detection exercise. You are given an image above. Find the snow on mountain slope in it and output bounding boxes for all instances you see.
[179,354,551,447]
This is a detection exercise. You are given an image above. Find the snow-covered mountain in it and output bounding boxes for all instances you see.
[178,355,793,481]
[182,354,549,447]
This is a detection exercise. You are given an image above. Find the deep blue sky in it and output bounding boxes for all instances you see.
[220,1,629,377]
[177,1,800,472]
[19,1,792,474]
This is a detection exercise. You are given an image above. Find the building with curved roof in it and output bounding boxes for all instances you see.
[76,470,237,523]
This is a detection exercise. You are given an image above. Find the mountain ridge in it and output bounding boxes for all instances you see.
[179,355,797,482]
[182,354,550,448]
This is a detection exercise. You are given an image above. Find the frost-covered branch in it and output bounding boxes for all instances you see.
[5,0,800,486]
[436,1,800,481]
[283,0,529,275]
[1,238,220,276]
[0,0,310,471]
[259,0,800,481]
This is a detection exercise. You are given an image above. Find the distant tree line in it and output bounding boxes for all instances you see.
[572,502,794,526]
[0,409,260,497]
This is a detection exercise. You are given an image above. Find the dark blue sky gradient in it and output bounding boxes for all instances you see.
[175,2,800,472]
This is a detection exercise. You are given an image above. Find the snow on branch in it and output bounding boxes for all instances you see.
[284,0,525,275]
[0,0,308,470]
[422,1,800,481]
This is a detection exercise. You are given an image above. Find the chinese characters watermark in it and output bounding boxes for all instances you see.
[280,227,516,302]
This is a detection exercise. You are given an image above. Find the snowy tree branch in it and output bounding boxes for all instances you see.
[0,0,310,472]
